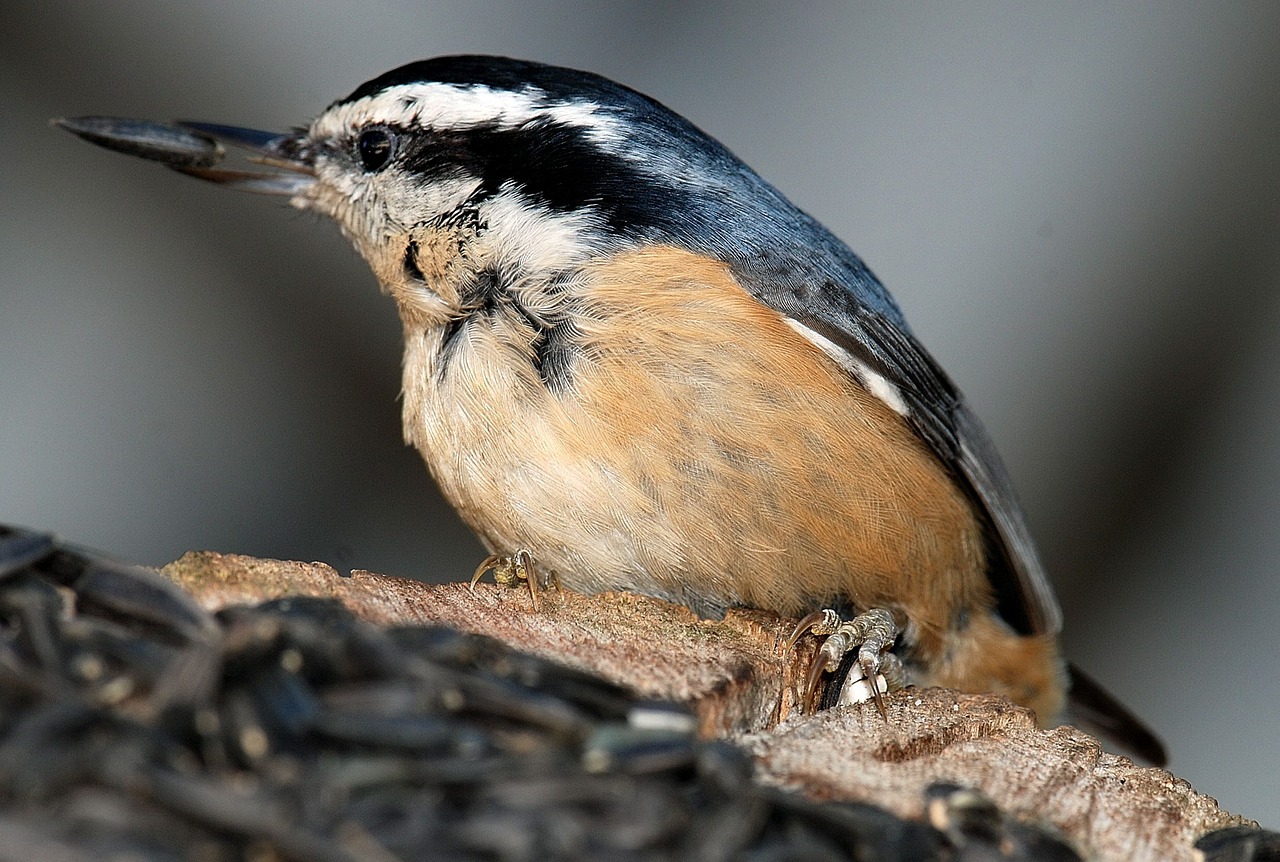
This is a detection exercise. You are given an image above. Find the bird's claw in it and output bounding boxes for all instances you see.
[469,549,547,610]
[787,606,905,716]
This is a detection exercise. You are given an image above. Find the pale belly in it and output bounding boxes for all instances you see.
[398,247,991,637]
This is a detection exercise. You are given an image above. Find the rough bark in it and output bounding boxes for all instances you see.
[162,551,1251,862]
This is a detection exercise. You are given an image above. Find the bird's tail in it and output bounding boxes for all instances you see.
[1065,663,1167,766]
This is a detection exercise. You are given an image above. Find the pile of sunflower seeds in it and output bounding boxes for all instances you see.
[0,525,1109,860]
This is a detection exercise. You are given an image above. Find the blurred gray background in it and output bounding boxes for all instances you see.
[4,1,1278,821]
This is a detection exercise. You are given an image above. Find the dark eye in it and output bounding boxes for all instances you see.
[356,126,396,172]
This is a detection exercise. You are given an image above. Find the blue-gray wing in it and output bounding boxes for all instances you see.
[719,236,1063,636]
[791,303,1062,636]
[645,138,1062,636]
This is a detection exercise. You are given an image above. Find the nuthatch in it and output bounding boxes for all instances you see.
[56,55,1165,763]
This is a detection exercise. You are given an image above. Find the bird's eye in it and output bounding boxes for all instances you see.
[356,127,396,172]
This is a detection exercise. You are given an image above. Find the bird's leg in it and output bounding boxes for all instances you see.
[469,549,549,610]
[786,607,905,715]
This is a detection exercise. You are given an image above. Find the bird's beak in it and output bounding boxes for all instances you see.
[53,116,315,197]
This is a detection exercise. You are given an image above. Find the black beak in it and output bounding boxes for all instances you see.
[53,116,315,196]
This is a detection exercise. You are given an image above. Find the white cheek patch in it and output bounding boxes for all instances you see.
[312,83,623,146]
[784,318,911,417]
[478,190,607,275]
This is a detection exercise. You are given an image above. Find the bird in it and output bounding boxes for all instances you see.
[55,55,1164,764]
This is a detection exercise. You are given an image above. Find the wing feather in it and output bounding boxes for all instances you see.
[761,296,1062,636]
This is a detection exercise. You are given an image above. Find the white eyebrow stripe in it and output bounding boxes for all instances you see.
[313,82,623,145]
[783,318,911,417]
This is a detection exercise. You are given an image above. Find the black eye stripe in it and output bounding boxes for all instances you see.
[357,126,396,172]
[393,119,687,233]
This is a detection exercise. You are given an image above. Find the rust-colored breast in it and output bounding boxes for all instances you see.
[406,247,983,624]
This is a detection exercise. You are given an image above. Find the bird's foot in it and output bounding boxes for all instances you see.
[786,607,906,715]
[469,549,554,610]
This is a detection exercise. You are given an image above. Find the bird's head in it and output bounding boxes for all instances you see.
[57,55,895,355]
[153,57,772,329]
